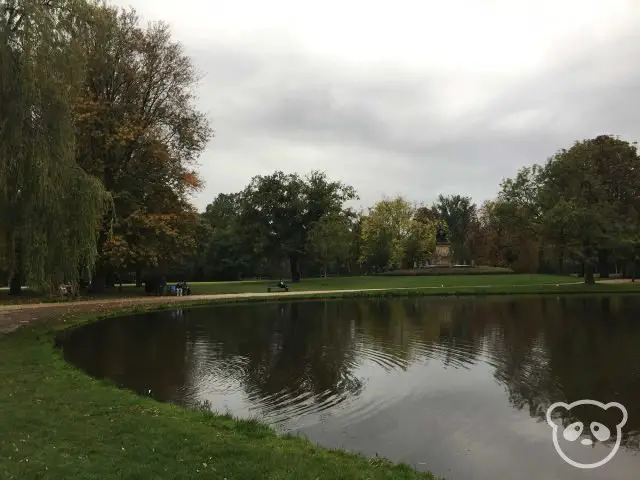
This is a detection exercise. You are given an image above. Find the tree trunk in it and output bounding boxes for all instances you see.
[135,267,143,287]
[583,244,596,284]
[598,249,610,278]
[8,242,23,295]
[89,265,108,293]
[557,249,564,275]
[323,263,327,278]
[8,270,22,295]
[289,254,301,283]
[105,270,115,289]
[584,262,596,285]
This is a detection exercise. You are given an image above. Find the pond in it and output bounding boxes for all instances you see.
[60,295,640,480]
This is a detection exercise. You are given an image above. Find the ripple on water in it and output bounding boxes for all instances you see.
[241,369,366,425]
[196,354,249,395]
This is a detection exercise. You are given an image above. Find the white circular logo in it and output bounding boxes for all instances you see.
[546,399,628,469]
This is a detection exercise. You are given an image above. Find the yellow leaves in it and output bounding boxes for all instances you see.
[113,122,144,144]
[108,235,124,245]
[182,171,202,190]
[103,235,131,269]
[119,208,199,268]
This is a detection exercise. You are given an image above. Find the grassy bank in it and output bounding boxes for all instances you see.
[0,273,594,305]
[0,302,438,480]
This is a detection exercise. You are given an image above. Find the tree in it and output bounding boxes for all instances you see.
[432,194,477,264]
[403,215,437,268]
[238,171,357,282]
[344,210,365,275]
[200,193,259,280]
[359,196,435,271]
[0,0,112,293]
[73,4,212,289]
[538,136,640,284]
[468,201,503,266]
[307,212,352,277]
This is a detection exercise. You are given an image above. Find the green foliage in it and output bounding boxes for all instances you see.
[71,3,212,285]
[5,3,640,293]
[404,216,437,267]
[432,194,476,263]
[307,212,353,276]
[359,197,436,271]
[538,135,640,282]
[237,170,357,281]
[0,0,111,292]
[469,135,640,281]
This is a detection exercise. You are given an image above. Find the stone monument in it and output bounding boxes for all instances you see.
[433,225,452,266]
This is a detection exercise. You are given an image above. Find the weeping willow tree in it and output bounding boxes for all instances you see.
[0,0,112,294]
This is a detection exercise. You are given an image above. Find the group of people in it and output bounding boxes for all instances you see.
[174,281,191,296]
[58,283,77,300]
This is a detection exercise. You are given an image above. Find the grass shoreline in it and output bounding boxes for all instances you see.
[2,280,640,479]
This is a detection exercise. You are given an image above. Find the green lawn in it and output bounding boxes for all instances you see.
[0,305,437,480]
[188,273,581,293]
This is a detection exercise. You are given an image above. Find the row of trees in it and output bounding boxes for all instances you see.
[2,4,639,292]
[474,135,640,283]
[177,172,448,282]
[185,135,640,284]
[1,0,211,293]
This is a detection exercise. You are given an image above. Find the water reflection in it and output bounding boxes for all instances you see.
[62,295,640,479]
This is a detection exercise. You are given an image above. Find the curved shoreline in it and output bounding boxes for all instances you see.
[0,293,443,480]
[1,282,639,479]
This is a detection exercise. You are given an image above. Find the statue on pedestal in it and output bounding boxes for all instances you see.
[433,224,451,266]
[436,226,448,244]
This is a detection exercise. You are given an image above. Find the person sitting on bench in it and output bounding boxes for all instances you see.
[268,279,289,292]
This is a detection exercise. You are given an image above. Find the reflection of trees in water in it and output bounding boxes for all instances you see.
[477,296,640,449]
[63,295,640,449]
[351,295,640,450]
[191,301,364,410]
[354,298,484,371]
[62,311,198,404]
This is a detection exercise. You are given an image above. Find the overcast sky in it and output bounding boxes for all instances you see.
[111,0,640,211]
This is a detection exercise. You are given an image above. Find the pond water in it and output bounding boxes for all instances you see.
[61,295,640,480]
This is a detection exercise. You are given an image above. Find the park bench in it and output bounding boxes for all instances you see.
[267,281,289,293]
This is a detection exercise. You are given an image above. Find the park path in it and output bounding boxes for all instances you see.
[0,279,627,335]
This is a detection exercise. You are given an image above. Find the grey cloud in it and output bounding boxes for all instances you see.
[186,27,640,211]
